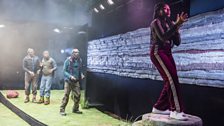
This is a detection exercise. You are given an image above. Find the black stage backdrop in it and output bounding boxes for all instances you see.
[86,72,224,126]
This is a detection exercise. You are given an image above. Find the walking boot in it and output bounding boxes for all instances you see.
[72,109,83,114]
[32,95,37,103]
[37,96,44,104]
[60,108,66,116]
[24,95,30,103]
[44,97,50,105]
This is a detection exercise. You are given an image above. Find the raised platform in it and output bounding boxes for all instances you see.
[133,113,202,126]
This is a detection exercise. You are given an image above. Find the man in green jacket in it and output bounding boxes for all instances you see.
[60,48,84,116]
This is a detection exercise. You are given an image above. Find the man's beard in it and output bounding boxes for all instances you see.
[44,57,49,60]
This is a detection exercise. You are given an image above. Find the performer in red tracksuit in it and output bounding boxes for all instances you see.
[150,3,188,120]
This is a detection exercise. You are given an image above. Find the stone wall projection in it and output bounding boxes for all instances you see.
[87,9,224,88]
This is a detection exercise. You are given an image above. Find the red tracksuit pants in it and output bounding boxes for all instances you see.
[150,44,184,112]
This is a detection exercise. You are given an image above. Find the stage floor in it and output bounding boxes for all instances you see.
[0,103,29,126]
[0,90,128,126]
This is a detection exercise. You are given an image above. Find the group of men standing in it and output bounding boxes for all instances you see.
[22,48,84,116]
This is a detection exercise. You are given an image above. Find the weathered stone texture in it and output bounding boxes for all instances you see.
[87,9,224,88]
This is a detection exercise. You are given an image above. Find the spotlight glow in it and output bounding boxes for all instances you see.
[78,31,86,34]
[99,4,105,10]
[53,28,61,33]
[0,24,5,28]
[107,0,114,5]
[60,49,65,54]
[94,8,99,13]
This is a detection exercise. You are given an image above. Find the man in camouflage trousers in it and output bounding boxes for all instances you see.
[60,48,85,116]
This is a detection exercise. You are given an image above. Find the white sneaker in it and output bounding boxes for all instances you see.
[152,107,170,115]
[170,111,188,121]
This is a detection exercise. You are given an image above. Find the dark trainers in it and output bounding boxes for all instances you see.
[73,110,83,114]
[24,96,30,103]
[60,109,66,116]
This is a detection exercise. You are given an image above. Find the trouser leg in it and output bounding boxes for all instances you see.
[60,82,71,110]
[71,82,81,111]
[151,45,184,112]
[45,76,53,97]
[24,72,31,96]
[40,76,46,97]
[31,74,38,96]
